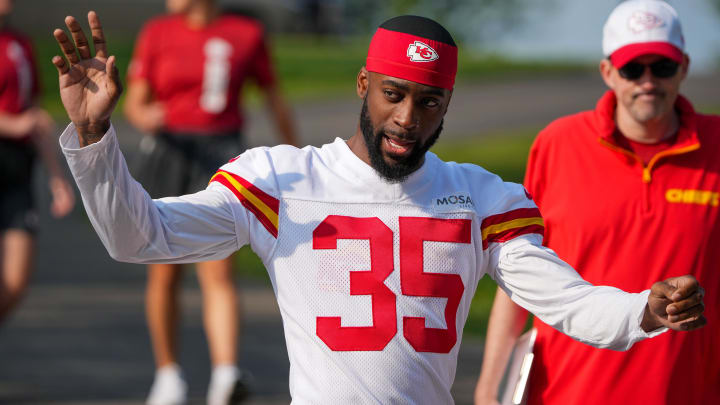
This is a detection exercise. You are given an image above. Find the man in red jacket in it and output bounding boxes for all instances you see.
[475,1,718,404]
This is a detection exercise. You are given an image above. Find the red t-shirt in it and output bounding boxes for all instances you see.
[524,91,720,405]
[128,14,276,134]
[0,28,38,115]
[614,130,678,164]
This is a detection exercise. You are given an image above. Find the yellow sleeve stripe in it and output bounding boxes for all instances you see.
[481,217,545,242]
[210,171,279,230]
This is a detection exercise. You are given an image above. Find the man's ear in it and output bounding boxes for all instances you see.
[357,67,369,99]
[599,58,615,90]
[679,54,690,81]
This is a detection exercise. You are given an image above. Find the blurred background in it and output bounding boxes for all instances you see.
[1,0,718,404]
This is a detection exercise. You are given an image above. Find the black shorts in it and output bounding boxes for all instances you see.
[133,131,247,199]
[0,138,38,233]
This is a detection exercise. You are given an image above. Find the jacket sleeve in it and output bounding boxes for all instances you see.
[60,123,249,264]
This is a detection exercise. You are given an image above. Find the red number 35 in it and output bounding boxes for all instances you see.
[312,216,471,353]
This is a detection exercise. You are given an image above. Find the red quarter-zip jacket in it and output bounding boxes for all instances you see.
[525,90,720,405]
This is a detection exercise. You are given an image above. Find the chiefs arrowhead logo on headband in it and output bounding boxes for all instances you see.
[366,15,457,89]
[407,41,439,62]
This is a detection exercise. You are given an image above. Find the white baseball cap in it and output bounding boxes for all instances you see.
[602,0,685,68]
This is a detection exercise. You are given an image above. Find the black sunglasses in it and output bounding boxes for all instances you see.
[617,58,680,80]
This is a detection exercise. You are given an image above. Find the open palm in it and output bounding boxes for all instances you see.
[52,11,122,145]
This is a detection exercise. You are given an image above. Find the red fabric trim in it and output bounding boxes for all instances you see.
[366,28,457,89]
[216,170,279,213]
[483,224,545,249]
[609,42,683,68]
[211,175,278,238]
[481,208,542,229]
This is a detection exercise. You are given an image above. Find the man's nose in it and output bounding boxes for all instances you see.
[636,65,659,86]
[393,99,418,130]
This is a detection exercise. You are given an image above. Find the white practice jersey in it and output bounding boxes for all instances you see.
[60,124,663,405]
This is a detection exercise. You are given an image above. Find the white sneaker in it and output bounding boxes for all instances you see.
[207,365,252,405]
[146,364,188,405]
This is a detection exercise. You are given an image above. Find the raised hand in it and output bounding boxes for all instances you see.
[641,275,706,332]
[52,11,122,146]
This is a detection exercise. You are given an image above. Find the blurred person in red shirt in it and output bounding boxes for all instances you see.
[474,1,719,404]
[0,0,74,324]
[123,1,297,404]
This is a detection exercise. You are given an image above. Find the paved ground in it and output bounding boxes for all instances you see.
[1,74,717,404]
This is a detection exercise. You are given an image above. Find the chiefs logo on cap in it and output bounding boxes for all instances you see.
[628,11,665,33]
[407,41,438,62]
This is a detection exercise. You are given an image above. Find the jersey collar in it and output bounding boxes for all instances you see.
[326,137,438,202]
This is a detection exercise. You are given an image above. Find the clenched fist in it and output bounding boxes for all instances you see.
[641,275,706,332]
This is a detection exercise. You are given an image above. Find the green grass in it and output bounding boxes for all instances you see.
[233,245,271,280]
[232,130,537,337]
[32,33,590,118]
[699,105,720,115]
[432,129,537,183]
[270,35,591,101]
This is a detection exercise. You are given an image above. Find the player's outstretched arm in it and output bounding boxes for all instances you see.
[641,275,706,332]
[492,236,705,351]
[52,11,122,147]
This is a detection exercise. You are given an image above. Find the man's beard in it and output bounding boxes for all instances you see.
[359,98,442,183]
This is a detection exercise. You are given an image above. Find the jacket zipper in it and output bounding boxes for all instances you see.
[598,138,700,213]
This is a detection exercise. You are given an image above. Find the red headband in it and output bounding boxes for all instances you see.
[366,27,457,90]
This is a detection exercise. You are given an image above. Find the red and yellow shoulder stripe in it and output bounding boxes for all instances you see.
[210,170,279,238]
[481,207,544,249]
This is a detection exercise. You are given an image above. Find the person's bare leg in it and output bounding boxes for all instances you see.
[145,263,183,368]
[0,230,34,323]
[197,257,248,404]
[145,263,187,405]
[196,257,239,366]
